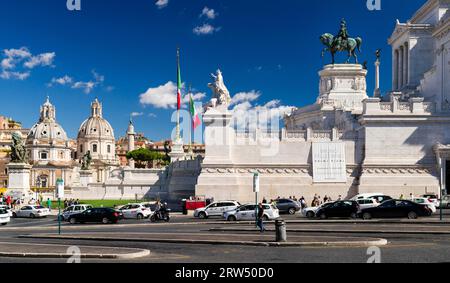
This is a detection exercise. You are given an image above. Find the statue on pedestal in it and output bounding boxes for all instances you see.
[81,150,92,170]
[320,19,363,64]
[10,132,27,164]
[208,69,232,107]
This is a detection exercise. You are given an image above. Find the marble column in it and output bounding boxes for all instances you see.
[399,46,404,89]
[394,49,399,90]
[404,42,409,87]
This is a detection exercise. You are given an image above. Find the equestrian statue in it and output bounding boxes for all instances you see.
[320,19,363,64]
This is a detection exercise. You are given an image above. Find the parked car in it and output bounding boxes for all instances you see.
[120,203,152,220]
[302,202,335,219]
[68,208,123,224]
[194,201,240,219]
[440,195,450,209]
[360,199,432,220]
[422,194,440,208]
[316,200,359,219]
[224,204,279,221]
[356,198,381,210]
[351,193,392,204]
[12,205,50,218]
[59,204,93,221]
[0,205,13,217]
[275,199,301,215]
[413,197,437,213]
[0,208,10,226]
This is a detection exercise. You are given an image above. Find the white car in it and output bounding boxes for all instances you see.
[60,204,93,221]
[413,197,437,213]
[0,208,10,226]
[223,204,280,221]
[0,205,13,217]
[120,203,152,220]
[302,202,335,219]
[194,201,240,219]
[351,193,392,204]
[422,194,440,208]
[356,198,380,210]
[13,205,50,218]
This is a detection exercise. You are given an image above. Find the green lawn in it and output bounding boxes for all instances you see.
[46,199,139,209]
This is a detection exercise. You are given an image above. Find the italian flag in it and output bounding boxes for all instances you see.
[177,50,182,110]
[190,93,201,129]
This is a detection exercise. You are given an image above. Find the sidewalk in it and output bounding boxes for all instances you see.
[20,232,388,247]
[0,242,150,259]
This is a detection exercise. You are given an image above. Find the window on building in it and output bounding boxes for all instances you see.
[107,144,111,153]
[40,152,48,160]
[92,144,98,153]
[80,145,83,154]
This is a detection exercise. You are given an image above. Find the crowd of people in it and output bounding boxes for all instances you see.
[63,199,81,209]
[261,194,344,211]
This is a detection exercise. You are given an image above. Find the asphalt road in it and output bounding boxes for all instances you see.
[2,213,450,263]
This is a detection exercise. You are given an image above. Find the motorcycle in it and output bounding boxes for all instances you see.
[150,207,171,222]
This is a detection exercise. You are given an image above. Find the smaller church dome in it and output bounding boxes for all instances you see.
[77,99,115,140]
[27,97,69,142]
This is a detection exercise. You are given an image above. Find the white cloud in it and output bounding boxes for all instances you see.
[131,112,144,117]
[155,0,169,9]
[48,75,73,87]
[0,70,30,80]
[231,90,261,106]
[0,47,55,80]
[24,52,55,69]
[49,70,105,94]
[200,7,218,20]
[72,81,96,94]
[231,91,295,131]
[193,24,220,35]
[139,81,206,109]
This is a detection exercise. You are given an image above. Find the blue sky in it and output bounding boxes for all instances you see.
[0,0,425,142]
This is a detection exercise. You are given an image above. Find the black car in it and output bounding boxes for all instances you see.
[68,208,123,224]
[275,199,301,215]
[360,199,432,220]
[316,200,359,219]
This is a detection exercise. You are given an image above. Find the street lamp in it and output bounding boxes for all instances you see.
[35,177,41,202]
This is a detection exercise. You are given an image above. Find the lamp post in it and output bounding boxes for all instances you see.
[56,178,64,235]
[35,178,41,202]
[253,172,260,227]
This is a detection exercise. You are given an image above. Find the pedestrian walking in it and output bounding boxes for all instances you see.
[262,197,267,204]
[47,198,52,212]
[6,195,12,208]
[257,203,265,233]
[324,195,329,203]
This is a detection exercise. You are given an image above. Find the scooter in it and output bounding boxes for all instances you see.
[150,208,171,222]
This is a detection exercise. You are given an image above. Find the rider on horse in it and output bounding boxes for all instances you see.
[334,19,349,50]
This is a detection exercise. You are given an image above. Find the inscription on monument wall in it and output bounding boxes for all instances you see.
[312,142,346,183]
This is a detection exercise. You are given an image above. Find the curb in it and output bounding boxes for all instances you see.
[0,249,150,259]
[18,235,388,248]
[209,228,450,235]
[0,241,150,259]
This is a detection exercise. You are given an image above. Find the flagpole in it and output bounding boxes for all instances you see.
[176,48,181,142]
[188,85,194,158]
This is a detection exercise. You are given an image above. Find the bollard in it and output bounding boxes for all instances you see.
[275,219,287,242]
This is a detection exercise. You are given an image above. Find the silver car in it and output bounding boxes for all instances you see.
[60,204,93,221]
[13,205,50,218]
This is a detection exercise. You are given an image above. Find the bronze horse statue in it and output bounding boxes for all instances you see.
[320,33,363,64]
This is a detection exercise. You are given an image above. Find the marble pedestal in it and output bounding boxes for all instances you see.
[6,163,33,200]
[79,170,93,188]
[169,139,186,161]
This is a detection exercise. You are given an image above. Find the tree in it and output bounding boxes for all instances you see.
[126,148,169,168]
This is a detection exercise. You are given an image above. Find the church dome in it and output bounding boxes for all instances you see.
[27,97,69,142]
[77,99,115,140]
